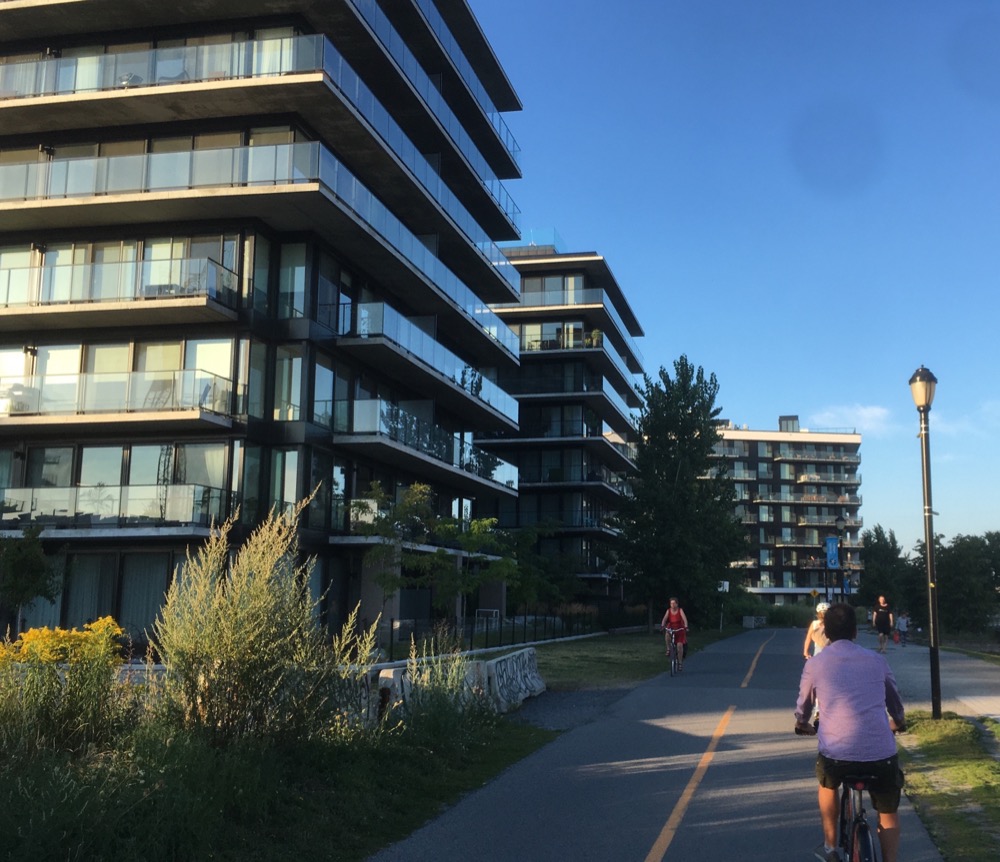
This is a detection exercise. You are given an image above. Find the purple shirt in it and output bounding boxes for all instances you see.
[795,638,905,762]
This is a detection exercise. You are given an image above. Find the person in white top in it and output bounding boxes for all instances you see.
[803,602,830,660]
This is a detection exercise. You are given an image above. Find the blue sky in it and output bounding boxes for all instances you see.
[475,0,1000,553]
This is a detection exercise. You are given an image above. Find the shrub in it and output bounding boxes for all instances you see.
[0,617,135,755]
[152,504,337,746]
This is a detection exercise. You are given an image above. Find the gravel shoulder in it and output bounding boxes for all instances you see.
[504,684,637,731]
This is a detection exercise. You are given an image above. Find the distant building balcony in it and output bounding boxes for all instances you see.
[0,369,235,430]
[774,451,860,465]
[0,483,229,530]
[797,472,861,485]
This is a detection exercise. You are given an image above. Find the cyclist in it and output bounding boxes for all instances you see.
[803,602,830,659]
[795,602,906,862]
[660,597,689,671]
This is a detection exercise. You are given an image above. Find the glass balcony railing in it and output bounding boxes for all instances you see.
[0,34,519,286]
[339,302,518,421]
[519,329,634,386]
[0,141,519,358]
[0,483,230,528]
[0,256,238,308]
[348,0,521,192]
[342,398,517,490]
[412,0,521,166]
[0,369,234,417]
[494,287,644,367]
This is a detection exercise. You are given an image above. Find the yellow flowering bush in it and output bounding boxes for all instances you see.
[0,617,132,754]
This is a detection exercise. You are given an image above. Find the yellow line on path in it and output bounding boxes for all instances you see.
[644,705,736,862]
[740,632,776,688]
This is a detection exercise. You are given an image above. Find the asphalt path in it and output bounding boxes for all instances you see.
[366,627,1000,861]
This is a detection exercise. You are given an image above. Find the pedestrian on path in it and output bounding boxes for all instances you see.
[873,595,894,653]
[896,611,909,647]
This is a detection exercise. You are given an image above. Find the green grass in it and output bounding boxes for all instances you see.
[897,710,1000,862]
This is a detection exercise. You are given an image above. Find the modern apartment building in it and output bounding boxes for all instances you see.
[714,416,863,605]
[0,0,523,641]
[480,234,644,596]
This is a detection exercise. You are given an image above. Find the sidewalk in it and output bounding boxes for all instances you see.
[856,628,1000,720]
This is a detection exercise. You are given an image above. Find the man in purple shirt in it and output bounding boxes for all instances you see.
[795,602,906,862]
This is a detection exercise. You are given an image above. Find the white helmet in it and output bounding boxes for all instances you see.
[816,602,830,614]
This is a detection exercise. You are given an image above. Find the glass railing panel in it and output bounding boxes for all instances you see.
[0,369,231,416]
[342,302,517,421]
[120,484,228,526]
[0,142,517,357]
[0,257,238,307]
[412,0,521,165]
[342,398,516,488]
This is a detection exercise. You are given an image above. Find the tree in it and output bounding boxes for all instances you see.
[617,355,746,626]
[935,534,998,634]
[0,526,60,637]
[857,525,911,607]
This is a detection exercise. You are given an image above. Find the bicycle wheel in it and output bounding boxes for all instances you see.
[669,641,677,677]
[838,787,855,857]
[851,819,877,862]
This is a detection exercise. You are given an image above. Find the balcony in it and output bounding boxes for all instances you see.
[0,483,229,531]
[774,450,861,465]
[0,369,235,433]
[493,287,644,372]
[333,398,517,497]
[797,472,861,485]
[334,302,518,430]
[0,257,238,330]
[0,20,521,245]
[0,141,519,364]
[505,373,638,432]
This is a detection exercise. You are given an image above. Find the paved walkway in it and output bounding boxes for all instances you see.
[366,627,990,861]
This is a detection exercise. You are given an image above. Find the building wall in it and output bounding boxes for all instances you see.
[0,0,523,639]
[716,416,863,605]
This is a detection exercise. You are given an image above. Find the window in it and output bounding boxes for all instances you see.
[274,345,302,420]
[277,243,307,318]
[26,447,73,487]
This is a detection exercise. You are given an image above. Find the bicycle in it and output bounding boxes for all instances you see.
[838,774,880,862]
[794,723,883,862]
[663,626,684,676]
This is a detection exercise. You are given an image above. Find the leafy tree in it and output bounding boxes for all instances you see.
[934,534,998,634]
[857,525,911,607]
[0,526,60,637]
[617,355,746,627]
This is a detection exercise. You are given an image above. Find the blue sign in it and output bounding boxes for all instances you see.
[843,575,851,596]
[825,536,840,569]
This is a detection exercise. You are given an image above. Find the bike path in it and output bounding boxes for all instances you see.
[367,628,946,861]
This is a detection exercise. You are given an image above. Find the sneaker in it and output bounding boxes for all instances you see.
[813,844,841,862]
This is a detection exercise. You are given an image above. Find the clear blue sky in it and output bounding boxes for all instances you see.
[475,0,1000,553]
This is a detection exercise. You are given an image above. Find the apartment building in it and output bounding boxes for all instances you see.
[715,416,863,605]
[0,0,523,640]
[480,234,644,596]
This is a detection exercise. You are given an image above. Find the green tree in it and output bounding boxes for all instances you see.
[857,525,911,607]
[0,526,60,637]
[935,534,998,634]
[617,356,746,627]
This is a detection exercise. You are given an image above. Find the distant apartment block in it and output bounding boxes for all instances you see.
[714,415,863,604]
[479,233,645,595]
[0,0,523,638]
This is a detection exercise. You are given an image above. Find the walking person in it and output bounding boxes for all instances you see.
[795,602,907,862]
[873,595,894,653]
[660,597,689,672]
[895,610,909,647]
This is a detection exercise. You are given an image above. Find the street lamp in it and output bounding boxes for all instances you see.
[835,513,846,601]
[909,365,942,720]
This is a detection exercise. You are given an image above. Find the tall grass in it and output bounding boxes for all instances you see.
[0,504,505,860]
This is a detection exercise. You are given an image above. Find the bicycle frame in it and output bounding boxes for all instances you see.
[839,775,879,862]
[665,627,682,677]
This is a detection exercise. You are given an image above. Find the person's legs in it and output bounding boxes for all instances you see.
[877,812,900,862]
[818,785,838,849]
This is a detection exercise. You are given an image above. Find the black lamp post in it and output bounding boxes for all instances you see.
[909,365,942,720]
[835,513,846,601]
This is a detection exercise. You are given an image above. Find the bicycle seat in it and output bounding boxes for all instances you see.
[842,774,879,789]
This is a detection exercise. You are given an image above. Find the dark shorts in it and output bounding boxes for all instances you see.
[876,621,891,635]
[816,753,904,814]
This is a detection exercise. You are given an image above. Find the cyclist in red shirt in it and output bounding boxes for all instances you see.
[660,597,689,671]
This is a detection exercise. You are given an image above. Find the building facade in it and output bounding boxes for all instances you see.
[714,416,863,605]
[0,0,523,640]
[480,234,644,596]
